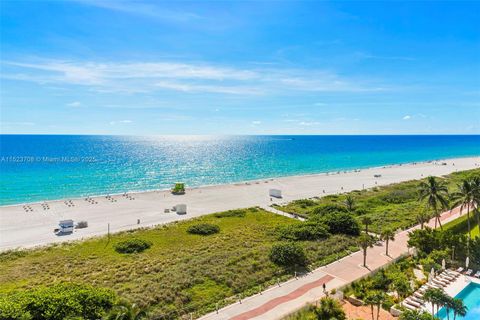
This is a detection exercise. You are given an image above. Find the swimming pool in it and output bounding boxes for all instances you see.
[437,282,480,320]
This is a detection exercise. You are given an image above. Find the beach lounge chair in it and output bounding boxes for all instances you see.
[438,276,453,284]
[456,267,464,273]
[466,269,473,276]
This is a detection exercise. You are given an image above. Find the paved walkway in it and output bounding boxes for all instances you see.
[199,206,467,320]
[260,205,306,221]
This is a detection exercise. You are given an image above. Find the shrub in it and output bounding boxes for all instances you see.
[269,242,307,267]
[311,204,347,216]
[0,283,116,320]
[318,212,360,236]
[214,209,246,218]
[114,239,152,254]
[187,223,220,235]
[294,199,317,209]
[276,222,330,241]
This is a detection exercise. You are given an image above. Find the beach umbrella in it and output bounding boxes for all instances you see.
[466,257,470,269]
[442,259,446,270]
[429,268,435,283]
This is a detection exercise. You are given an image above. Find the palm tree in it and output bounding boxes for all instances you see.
[358,234,375,268]
[361,216,372,234]
[344,195,355,212]
[419,176,449,229]
[451,179,476,241]
[416,211,430,230]
[451,297,467,320]
[471,177,480,232]
[380,228,395,256]
[423,288,445,316]
[107,300,147,320]
[399,310,438,320]
[314,297,346,320]
[364,293,376,320]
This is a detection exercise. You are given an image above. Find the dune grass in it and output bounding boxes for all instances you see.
[275,168,480,233]
[0,208,357,319]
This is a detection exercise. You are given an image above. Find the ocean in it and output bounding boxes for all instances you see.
[1,135,479,206]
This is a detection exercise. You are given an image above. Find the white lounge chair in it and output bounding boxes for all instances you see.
[474,271,480,278]
[402,302,417,311]
[466,269,473,276]
[405,298,422,308]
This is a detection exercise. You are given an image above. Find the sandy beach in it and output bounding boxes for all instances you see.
[1,156,479,251]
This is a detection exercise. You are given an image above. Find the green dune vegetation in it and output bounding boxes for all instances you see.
[0,208,358,319]
[274,168,480,233]
[2,168,480,320]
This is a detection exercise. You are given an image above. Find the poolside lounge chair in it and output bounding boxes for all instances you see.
[405,298,422,308]
[402,302,417,311]
[414,292,424,299]
[456,267,464,273]
[410,296,424,304]
[465,269,473,276]
[432,279,447,287]
[474,271,480,278]
[439,272,455,281]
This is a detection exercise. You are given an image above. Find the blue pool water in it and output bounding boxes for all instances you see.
[437,282,480,320]
[1,135,479,206]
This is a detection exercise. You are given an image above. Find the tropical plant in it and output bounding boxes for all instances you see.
[364,291,385,320]
[423,288,447,316]
[471,176,480,232]
[399,309,438,320]
[358,234,375,268]
[418,176,449,229]
[187,223,220,235]
[344,195,355,212]
[317,211,360,236]
[106,300,147,320]
[361,216,373,234]
[450,297,467,320]
[269,242,307,268]
[113,239,152,254]
[380,228,395,256]
[0,283,116,320]
[451,179,476,240]
[314,297,346,320]
[416,211,430,230]
[276,222,330,241]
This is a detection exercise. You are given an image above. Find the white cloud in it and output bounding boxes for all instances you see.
[403,115,411,120]
[110,120,133,125]
[299,121,320,126]
[251,120,262,125]
[67,101,82,107]
[2,59,387,95]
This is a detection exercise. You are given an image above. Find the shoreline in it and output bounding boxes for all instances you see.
[1,154,478,208]
[1,155,479,251]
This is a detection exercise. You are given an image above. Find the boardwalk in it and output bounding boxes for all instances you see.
[199,206,467,320]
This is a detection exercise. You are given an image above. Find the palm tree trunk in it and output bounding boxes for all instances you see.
[376,304,381,320]
[370,305,374,320]
[467,203,471,240]
[385,239,389,256]
[363,249,367,267]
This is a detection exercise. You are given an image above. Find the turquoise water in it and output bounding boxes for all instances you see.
[1,135,479,206]
[437,282,480,320]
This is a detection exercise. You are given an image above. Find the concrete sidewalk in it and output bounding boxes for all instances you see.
[199,206,466,320]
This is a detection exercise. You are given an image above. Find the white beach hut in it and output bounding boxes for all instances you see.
[269,189,282,198]
[176,204,187,214]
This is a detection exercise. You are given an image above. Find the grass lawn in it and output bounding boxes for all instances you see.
[443,211,480,238]
[275,168,480,234]
[0,208,357,319]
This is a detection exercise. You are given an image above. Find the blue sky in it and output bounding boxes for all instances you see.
[1,0,479,135]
